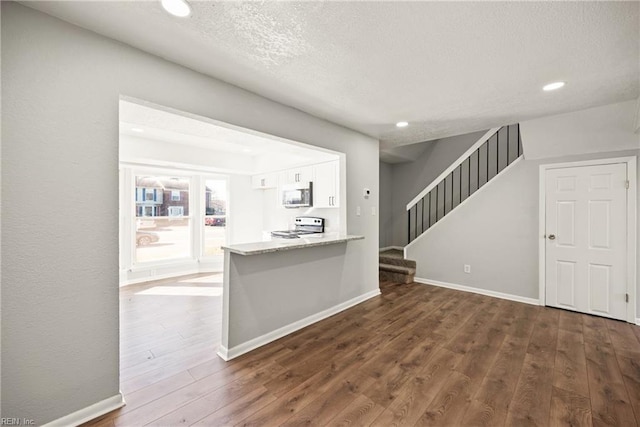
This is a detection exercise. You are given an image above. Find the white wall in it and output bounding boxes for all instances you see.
[1,3,379,424]
[120,134,254,174]
[407,100,640,320]
[121,133,339,176]
[228,175,264,244]
[252,150,337,174]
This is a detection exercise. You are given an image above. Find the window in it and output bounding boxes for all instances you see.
[204,178,227,257]
[127,173,228,266]
[168,206,184,217]
[136,188,158,202]
[135,175,191,263]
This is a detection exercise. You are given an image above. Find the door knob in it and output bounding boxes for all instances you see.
[548,234,556,240]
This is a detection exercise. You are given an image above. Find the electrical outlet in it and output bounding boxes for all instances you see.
[464,264,471,274]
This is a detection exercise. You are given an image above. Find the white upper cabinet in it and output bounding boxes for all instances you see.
[251,172,277,189]
[283,166,313,185]
[255,160,339,208]
[312,160,340,208]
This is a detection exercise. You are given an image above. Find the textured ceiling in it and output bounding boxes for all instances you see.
[26,1,640,149]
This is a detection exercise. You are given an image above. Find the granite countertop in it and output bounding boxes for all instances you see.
[222,234,364,256]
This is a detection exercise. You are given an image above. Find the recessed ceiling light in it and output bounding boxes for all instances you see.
[160,0,191,18]
[131,127,144,133]
[543,81,566,92]
[396,121,409,128]
[242,148,252,153]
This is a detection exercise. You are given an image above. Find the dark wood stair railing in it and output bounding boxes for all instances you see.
[407,124,523,244]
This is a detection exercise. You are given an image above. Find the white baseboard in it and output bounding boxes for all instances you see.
[217,345,230,361]
[414,277,540,306]
[42,392,125,427]
[379,246,404,252]
[219,289,381,361]
[636,317,640,326]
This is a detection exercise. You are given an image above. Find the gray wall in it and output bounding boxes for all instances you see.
[0,2,3,409]
[522,100,638,159]
[410,126,521,241]
[406,100,640,318]
[408,150,640,306]
[379,161,393,247]
[1,3,379,424]
[407,158,539,298]
[226,241,372,349]
[384,130,487,247]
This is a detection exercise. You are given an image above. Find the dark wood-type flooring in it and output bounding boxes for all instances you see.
[84,275,640,426]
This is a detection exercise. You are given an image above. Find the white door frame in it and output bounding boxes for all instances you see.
[538,156,637,324]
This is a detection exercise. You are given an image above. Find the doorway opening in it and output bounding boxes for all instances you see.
[117,97,344,412]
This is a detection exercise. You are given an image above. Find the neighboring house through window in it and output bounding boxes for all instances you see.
[133,174,192,263]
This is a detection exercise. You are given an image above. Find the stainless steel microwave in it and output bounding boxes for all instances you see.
[282,182,313,208]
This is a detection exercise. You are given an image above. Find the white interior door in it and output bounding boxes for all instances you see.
[545,162,628,320]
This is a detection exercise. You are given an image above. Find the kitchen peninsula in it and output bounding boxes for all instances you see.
[223,234,363,255]
[218,233,374,361]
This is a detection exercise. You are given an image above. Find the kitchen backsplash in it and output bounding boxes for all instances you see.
[261,188,340,233]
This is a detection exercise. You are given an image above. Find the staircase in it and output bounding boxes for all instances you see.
[379,249,416,284]
[406,124,523,244]
[380,124,524,285]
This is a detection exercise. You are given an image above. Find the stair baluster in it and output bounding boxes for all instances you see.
[407,124,523,244]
